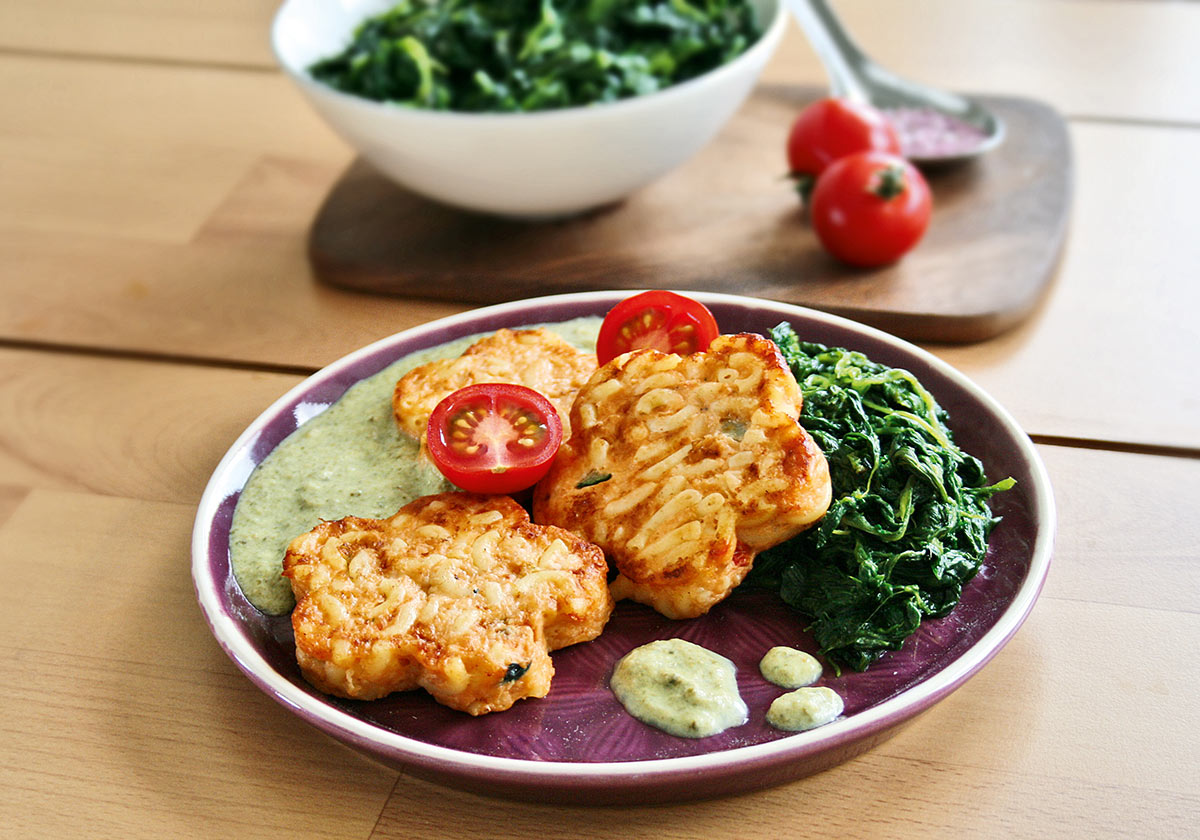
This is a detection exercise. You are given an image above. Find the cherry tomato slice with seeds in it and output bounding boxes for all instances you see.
[426,383,563,495]
[595,291,720,366]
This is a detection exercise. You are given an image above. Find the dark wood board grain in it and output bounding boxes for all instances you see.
[309,86,1072,343]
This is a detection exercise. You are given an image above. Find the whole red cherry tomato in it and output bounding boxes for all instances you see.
[595,290,719,366]
[809,151,932,268]
[786,98,901,197]
[426,383,562,494]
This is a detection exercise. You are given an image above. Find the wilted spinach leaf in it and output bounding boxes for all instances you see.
[747,323,1015,673]
[309,0,762,112]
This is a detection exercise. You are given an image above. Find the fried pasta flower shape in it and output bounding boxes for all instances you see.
[393,327,597,442]
[282,493,614,715]
[532,334,832,619]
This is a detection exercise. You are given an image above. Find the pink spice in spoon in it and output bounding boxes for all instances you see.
[883,107,989,159]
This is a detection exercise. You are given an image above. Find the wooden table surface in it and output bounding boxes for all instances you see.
[2,1,1198,837]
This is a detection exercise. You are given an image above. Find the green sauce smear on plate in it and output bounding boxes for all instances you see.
[228,318,601,615]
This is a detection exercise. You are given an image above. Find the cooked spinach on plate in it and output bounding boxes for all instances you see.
[747,323,1015,673]
[309,0,762,112]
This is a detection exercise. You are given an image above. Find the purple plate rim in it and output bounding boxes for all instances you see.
[191,290,1055,791]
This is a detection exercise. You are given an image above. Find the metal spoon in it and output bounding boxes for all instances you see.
[786,0,1005,163]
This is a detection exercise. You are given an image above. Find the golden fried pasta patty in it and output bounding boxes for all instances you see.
[282,493,613,715]
[392,328,597,442]
[532,333,832,619]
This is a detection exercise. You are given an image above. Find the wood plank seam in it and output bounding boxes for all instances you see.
[1028,434,1200,461]
[0,44,277,74]
[0,337,318,377]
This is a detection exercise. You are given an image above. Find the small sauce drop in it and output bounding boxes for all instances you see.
[759,646,822,688]
[766,686,844,732]
[884,106,990,159]
[610,639,748,738]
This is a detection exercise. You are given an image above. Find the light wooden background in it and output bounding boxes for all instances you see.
[1,1,1198,838]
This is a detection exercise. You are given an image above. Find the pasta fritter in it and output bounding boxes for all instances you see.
[532,333,832,619]
[282,493,613,715]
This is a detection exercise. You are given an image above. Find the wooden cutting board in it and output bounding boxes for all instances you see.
[309,85,1071,343]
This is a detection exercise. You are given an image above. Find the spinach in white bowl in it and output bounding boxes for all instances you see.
[309,0,763,112]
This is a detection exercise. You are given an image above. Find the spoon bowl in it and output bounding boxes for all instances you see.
[787,0,1004,163]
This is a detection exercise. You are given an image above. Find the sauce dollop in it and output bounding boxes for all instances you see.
[766,686,844,732]
[610,639,748,738]
[759,646,822,688]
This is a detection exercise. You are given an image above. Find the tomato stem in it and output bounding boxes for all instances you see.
[790,171,816,203]
[870,165,907,200]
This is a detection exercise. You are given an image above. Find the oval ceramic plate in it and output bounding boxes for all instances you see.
[192,291,1054,804]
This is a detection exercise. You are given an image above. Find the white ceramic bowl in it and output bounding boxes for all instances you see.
[272,0,787,217]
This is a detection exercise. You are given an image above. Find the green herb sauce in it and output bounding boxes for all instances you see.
[228,317,601,615]
[610,638,748,737]
[309,0,763,112]
[759,646,822,688]
[765,686,842,732]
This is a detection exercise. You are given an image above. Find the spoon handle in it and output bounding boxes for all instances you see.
[785,0,871,102]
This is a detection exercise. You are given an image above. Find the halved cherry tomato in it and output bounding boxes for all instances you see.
[810,150,932,268]
[786,97,901,198]
[595,291,719,366]
[426,383,562,494]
